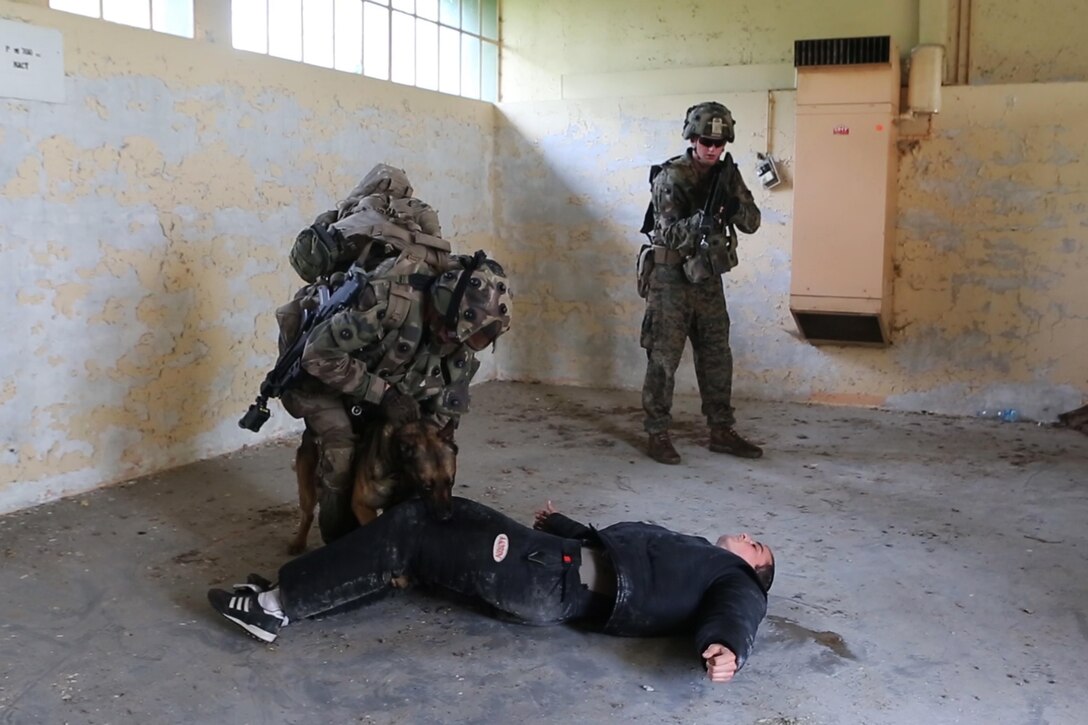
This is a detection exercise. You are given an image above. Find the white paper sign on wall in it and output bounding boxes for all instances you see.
[0,18,65,104]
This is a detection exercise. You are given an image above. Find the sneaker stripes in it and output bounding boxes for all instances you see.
[207,588,286,643]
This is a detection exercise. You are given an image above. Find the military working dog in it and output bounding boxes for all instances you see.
[288,416,458,554]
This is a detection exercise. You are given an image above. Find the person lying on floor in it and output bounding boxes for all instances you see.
[207,497,775,684]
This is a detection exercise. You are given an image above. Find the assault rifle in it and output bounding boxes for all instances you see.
[697,153,739,251]
[238,265,368,432]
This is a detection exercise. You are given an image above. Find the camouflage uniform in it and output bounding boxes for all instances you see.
[278,253,512,542]
[642,105,760,444]
[290,163,447,284]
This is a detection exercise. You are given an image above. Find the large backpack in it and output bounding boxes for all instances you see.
[290,165,452,284]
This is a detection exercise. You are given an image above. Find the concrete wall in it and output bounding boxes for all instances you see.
[0,1,496,513]
[3,0,1086,512]
[494,0,1087,422]
[500,0,1088,99]
[500,0,921,102]
[970,0,1088,84]
[494,88,1086,420]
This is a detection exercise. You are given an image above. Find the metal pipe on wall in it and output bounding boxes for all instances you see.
[956,0,972,84]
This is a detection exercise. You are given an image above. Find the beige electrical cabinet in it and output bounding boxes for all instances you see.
[790,37,900,345]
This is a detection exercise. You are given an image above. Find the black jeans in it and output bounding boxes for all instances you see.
[278,497,599,625]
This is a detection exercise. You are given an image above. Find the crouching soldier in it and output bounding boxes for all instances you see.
[276,251,513,543]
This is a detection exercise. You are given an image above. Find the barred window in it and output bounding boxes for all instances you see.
[232,0,500,102]
[49,0,194,38]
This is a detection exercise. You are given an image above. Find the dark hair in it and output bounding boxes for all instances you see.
[753,553,775,593]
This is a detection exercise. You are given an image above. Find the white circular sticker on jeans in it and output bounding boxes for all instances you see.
[492,533,509,562]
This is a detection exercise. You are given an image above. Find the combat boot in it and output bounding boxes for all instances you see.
[647,431,681,465]
[709,427,763,459]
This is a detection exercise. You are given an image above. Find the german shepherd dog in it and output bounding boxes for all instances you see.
[288,417,458,554]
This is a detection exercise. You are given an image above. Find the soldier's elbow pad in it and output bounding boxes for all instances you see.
[433,380,472,418]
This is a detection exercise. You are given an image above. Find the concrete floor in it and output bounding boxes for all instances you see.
[2,381,1086,725]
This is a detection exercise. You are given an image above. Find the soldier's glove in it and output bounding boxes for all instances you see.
[380,387,421,426]
[719,196,741,225]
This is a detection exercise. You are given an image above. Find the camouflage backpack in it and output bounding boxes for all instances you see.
[290,163,450,283]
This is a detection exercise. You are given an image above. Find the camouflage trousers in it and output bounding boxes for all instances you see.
[640,265,735,434]
[281,388,360,544]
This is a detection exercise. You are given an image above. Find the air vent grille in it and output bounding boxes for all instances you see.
[794,36,892,68]
[792,312,888,345]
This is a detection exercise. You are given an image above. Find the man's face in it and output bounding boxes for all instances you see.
[691,136,726,168]
[717,532,773,569]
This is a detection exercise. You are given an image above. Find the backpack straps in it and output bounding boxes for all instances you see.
[640,164,665,241]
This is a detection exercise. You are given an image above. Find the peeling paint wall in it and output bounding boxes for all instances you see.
[971,0,1088,84]
[894,84,1087,415]
[491,0,1086,423]
[495,86,1086,423]
[501,0,921,101]
[0,3,496,513]
[501,0,1088,99]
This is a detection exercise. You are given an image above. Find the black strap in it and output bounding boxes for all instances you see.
[444,250,487,330]
[639,164,665,239]
[311,222,339,250]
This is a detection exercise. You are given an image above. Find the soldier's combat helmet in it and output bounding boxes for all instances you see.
[430,251,512,351]
[682,101,735,143]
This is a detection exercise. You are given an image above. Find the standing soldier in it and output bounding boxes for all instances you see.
[641,101,763,465]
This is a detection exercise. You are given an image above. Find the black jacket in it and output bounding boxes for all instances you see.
[541,513,767,667]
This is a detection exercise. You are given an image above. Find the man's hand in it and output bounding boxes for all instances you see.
[702,643,738,683]
[532,500,558,530]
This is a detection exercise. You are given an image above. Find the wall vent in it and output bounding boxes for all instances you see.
[791,312,887,346]
[794,36,892,68]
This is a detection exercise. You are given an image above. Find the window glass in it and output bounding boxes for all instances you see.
[81,0,506,102]
[103,0,150,29]
[269,0,302,62]
[334,0,363,73]
[416,0,438,22]
[438,25,459,94]
[362,2,390,80]
[151,0,193,37]
[390,10,415,85]
[481,0,497,40]
[415,18,439,90]
[481,39,497,102]
[460,34,480,100]
[50,0,99,18]
[461,0,479,35]
[303,0,335,68]
[232,0,268,53]
[439,0,459,28]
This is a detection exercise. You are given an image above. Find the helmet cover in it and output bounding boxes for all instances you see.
[682,102,735,143]
[431,253,512,350]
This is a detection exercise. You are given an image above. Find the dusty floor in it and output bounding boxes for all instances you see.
[1,381,1086,725]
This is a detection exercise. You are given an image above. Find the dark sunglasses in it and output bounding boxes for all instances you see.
[697,136,726,148]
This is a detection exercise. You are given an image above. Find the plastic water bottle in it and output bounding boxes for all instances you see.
[998,408,1020,423]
